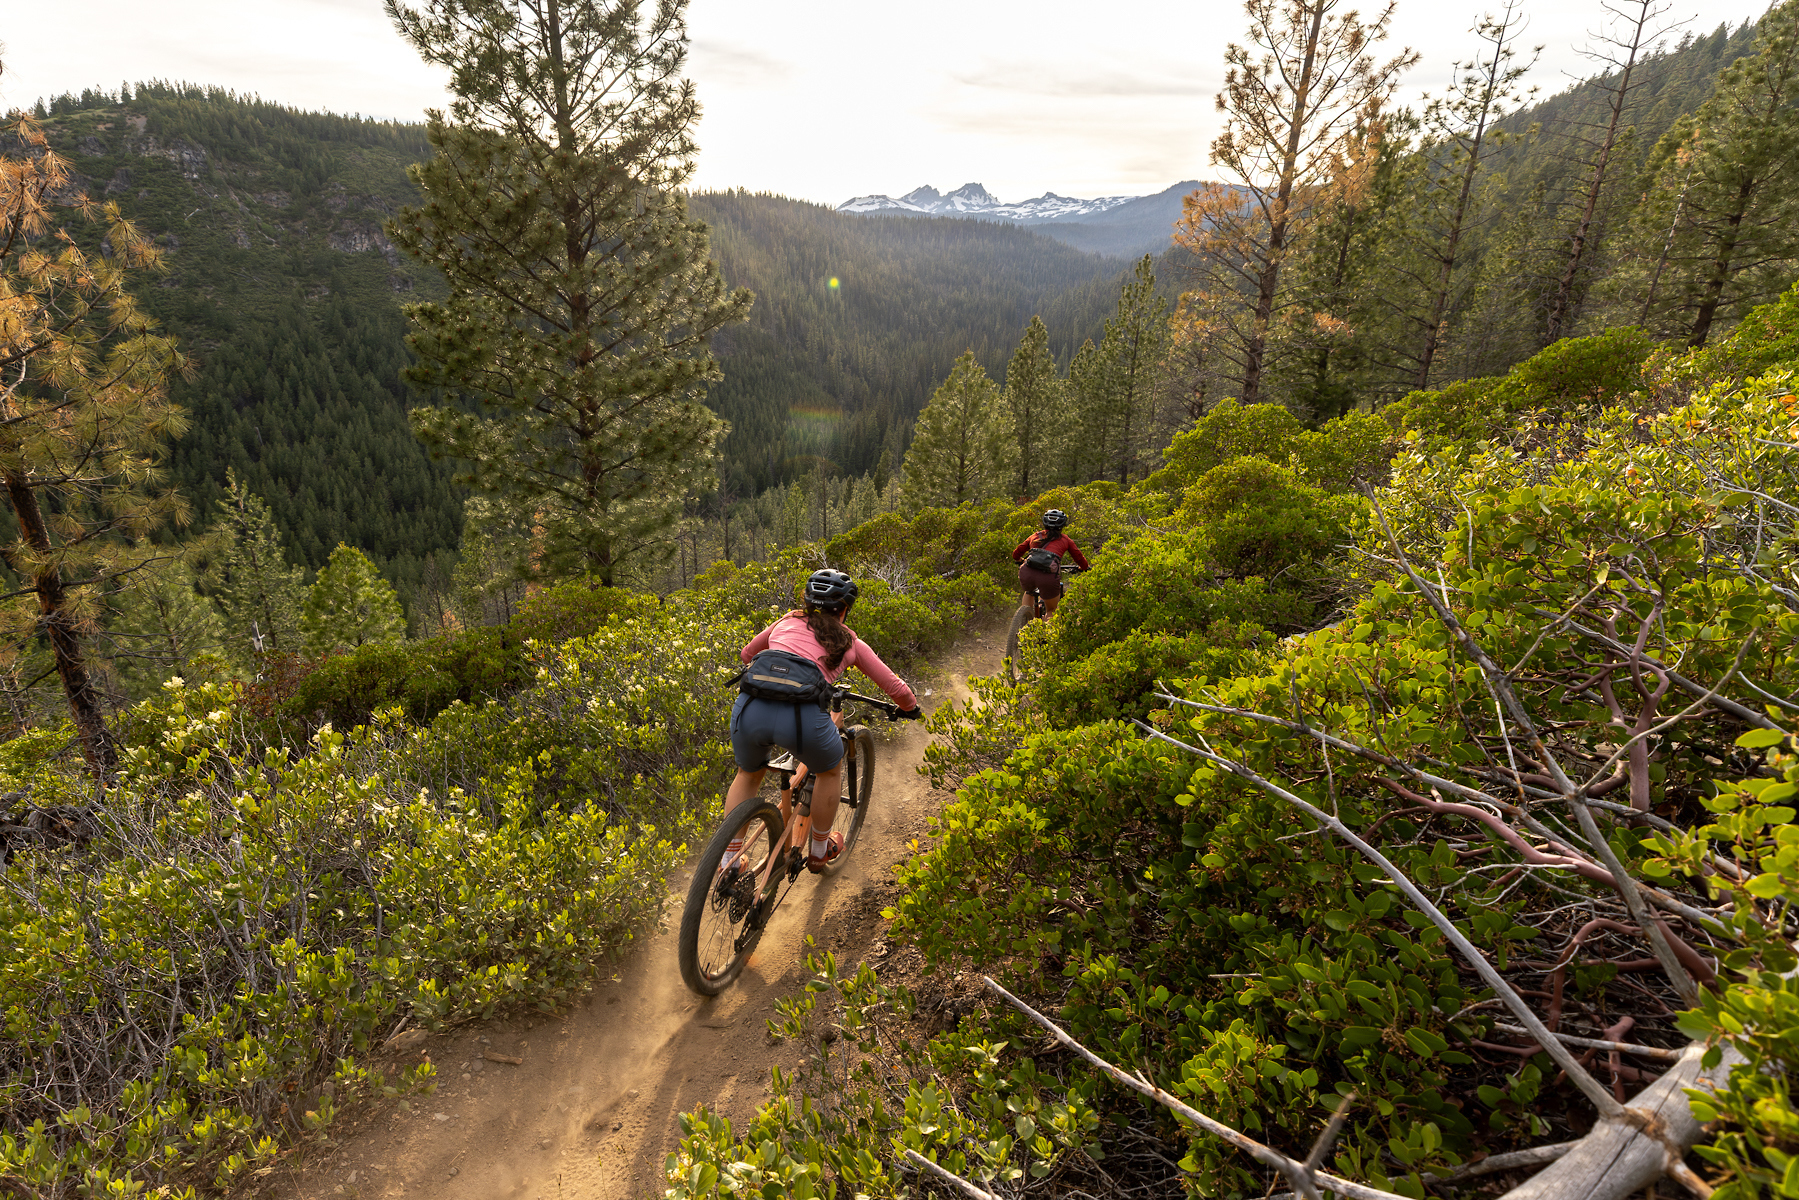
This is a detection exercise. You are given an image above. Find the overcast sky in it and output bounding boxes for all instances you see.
[0,0,1774,207]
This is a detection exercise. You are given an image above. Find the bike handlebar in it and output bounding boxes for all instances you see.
[833,686,906,719]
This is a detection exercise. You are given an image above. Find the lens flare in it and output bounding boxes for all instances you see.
[828,277,840,290]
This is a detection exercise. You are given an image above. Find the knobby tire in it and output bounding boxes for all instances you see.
[1004,604,1035,684]
[678,797,785,996]
[819,726,875,876]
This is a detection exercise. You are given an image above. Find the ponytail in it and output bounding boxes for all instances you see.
[797,603,854,671]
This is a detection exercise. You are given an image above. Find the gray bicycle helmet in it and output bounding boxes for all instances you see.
[805,568,859,610]
[1042,509,1070,532]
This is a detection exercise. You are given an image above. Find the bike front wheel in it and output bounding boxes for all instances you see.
[678,797,785,996]
[818,726,875,876]
[1004,603,1036,682]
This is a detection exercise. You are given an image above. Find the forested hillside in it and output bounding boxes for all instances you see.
[29,88,1129,573]
[694,191,1129,493]
[30,84,460,591]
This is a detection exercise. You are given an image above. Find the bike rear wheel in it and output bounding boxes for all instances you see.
[818,726,875,876]
[678,797,785,995]
[1004,603,1036,682]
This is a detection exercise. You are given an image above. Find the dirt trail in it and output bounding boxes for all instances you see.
[276,621,1001,1200]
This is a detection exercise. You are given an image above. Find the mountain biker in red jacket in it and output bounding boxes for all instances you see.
[1012,509,1089,617]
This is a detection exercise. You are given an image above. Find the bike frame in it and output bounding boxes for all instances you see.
[748,687,894,903]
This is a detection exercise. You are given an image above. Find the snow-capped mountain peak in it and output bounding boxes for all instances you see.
[837,183,1144,224]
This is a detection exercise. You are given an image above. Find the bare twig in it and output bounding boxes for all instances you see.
[902,1149,1001,1200]
[1487,1023,1682,1061]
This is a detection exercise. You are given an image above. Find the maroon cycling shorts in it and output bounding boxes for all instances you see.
[1017,563,1063,599]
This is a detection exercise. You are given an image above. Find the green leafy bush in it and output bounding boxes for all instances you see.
[0,597,750,1196]
[1044,529,1311,661]
[1034,621,1264,727]
[1178,458,1360,582]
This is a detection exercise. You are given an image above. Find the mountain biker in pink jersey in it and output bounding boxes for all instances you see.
[1012,508,1089,617]
[724,569,922,872]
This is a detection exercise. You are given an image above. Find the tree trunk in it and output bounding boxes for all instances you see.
[1545,2,1650,343]
[4,471,117,776]
[1244,0,1328,404]
[1688,178,1754,347]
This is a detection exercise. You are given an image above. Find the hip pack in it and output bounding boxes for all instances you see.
[738,649,832,709]
[1024,547,1062,572]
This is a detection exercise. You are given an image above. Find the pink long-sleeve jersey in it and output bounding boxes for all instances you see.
[740,613,917,711]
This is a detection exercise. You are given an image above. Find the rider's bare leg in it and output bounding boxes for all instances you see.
[725,767,766,809]
[1044,594,1062,616]
[807,763,844,847]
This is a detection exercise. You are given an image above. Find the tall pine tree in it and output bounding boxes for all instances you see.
[1002,316,1066,496]
[302,544,407,657]
[0,110,188,772]
[1631,0,1799,345]
[901,352,1015,510]
[387,0,753,585]
[212,472,306,666]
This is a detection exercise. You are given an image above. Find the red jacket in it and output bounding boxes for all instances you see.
[1011,531,1090,570]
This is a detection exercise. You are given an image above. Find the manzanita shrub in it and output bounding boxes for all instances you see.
[665,370,1799,1199]
[0,599,747,1196]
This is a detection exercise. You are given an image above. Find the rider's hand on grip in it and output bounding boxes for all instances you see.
[894,706,923,721]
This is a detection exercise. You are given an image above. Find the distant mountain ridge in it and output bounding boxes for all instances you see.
[836,180,1202,258]
[840,182,1142,222]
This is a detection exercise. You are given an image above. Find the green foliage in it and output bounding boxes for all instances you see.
[1383,328,1654,447]
[103,563,229,703]
[285,579,654,729]
[1045,529,1310,662]
[211,471,307,663]
[389,0,754,586]
[0,588,750,1195]
[302,543,407,656]
[1506,326,1653,404]
[1004,314,1069,496]
[1688,282,1799,381]
[1631,0,1799,346]
[901,351,1016,511]
[1177,458,1360,583]
[1652,733,1799,1200]
[1139,401,1393,497]
[1034,622,1264,727]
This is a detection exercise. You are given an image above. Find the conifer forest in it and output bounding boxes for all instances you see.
[10,0,1799,1197]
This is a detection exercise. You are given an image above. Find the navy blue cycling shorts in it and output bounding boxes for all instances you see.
[730,694,844,773]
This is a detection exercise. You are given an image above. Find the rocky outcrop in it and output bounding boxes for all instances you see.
[328,223,400,265]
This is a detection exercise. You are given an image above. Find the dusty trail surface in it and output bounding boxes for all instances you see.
[276,622,999,1200]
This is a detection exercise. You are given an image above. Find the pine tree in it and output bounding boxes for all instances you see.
[1002,316,1066,496]
[386,0,754,586]
[1071,258,1171,486]
[1540,0,1676,342]
[302,544,407,657]
[0,111,188,772]
[1397,3,1535,386]
[213,471,306,665]
[900,352,1016,510]
[104,564,228,702]
[1631,0,1799,345]
[1174,0,1417,403]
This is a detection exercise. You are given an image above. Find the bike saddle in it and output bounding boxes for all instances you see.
[765,750,798,772]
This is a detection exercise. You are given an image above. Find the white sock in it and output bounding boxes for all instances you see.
[811,829,831,856]
[723,838,743,868]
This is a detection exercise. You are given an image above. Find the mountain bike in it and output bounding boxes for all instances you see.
[1004,564,1082,682]
[678,685,901,996]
